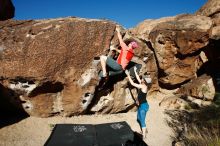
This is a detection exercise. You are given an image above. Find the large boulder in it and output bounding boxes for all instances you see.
[196,0,220,18]
[196,0,220,40]
[129,16,176,41]
[176,74,215,102]
[0,18,156,117]
[0,0,15,21]
[196,0,220,93]
[148,15,212,85]
[0,18,116,117]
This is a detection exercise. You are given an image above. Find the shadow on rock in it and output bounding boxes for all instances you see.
[0,83,29,129]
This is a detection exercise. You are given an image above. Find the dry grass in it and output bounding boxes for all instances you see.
[166,92,220,146]
[185,122,220,146]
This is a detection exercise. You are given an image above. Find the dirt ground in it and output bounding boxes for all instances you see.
[0,100,174,146]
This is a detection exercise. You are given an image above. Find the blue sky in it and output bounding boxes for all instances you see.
[13,0,207,28]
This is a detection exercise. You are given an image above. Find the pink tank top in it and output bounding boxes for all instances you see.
[117,47,134,70]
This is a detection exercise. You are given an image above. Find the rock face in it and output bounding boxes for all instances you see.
[197,0,220,40]
[177,74,215,101]
[91,80,137,113]
[1,0,220,117]
[196,0,220,95]
[0,0,15,21]
[129,0,220,110]
[130,14,214,88]
[129,16,177,41]
[196,0,220,17]
[148,15,212,86]
[0,18,116,117]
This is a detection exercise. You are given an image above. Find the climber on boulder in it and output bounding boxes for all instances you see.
[98,26,138,87]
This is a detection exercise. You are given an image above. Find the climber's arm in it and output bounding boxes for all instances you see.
[125,70,142,89]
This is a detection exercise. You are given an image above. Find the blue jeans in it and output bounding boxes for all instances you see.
[137,102,149,128]
[99,57,123,77]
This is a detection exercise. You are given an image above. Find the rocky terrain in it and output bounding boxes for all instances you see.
[0,0,220,146]
[0,0,220,118]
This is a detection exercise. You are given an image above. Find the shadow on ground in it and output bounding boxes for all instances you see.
[126,132,148,146]
[0,83,29,129]
[0,112,29,129]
